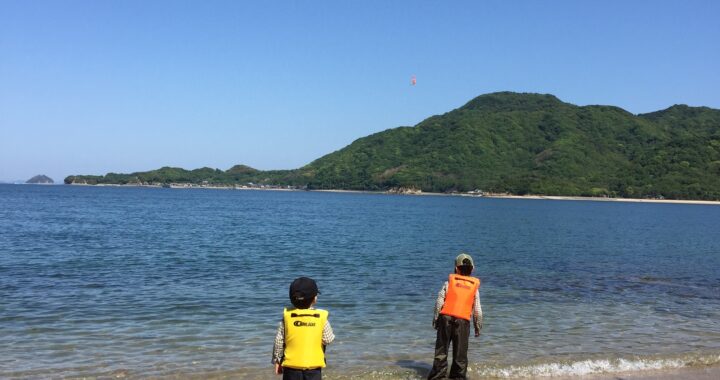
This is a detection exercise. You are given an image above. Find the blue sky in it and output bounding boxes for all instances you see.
[1,1,719,182]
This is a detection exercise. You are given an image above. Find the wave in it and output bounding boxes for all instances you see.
[471,351,720,378]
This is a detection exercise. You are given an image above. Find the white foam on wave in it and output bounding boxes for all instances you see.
[473,352,720,378]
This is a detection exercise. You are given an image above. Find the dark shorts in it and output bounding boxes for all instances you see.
[282,367,321,380]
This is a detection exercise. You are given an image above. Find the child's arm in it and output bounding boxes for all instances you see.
[472,289,483,337]
[322,320,335,345]
[271,322,284,374]
[432,282,448,328]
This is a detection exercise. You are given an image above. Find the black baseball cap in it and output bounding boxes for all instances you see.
[289,277,320,302]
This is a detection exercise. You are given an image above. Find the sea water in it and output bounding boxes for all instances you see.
[1,184,719,379]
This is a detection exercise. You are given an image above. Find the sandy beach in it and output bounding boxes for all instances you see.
[276,186,720,205]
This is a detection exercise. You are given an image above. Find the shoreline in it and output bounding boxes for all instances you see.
[9,363,717,380]
[58,183,720,205]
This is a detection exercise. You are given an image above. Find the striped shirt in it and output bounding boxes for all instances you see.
[271,308,335,364]
[433,281,483,332]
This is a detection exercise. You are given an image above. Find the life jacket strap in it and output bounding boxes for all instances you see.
[290,313,321,318]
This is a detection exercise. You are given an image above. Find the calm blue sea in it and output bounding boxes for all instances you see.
[1,184,719,379]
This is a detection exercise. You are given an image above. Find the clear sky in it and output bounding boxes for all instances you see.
[1,1,719,183]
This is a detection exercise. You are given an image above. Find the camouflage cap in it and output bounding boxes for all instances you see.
[455,252,474,267]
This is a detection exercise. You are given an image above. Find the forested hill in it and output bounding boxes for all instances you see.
[65,92,720,200]
[302,92,720,199]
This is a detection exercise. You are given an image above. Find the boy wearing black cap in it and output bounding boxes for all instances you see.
[272,277,334,380]
[427,253,483,380]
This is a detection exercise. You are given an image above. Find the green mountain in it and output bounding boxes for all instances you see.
[65,92,720,200]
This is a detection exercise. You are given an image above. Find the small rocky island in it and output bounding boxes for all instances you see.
[26,175,54,184]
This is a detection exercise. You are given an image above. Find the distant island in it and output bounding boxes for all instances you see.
[65,92,720,201]
[27,175,54,184]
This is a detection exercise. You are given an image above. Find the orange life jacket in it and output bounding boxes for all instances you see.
[440,274,480,320]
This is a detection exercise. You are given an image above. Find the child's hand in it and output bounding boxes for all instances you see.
[274,363,283,375]
[474,329,481,337]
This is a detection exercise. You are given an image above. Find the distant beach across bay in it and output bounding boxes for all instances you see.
[62,181,720,205]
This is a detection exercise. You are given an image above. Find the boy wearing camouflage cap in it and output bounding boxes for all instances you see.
[427,253,483,380]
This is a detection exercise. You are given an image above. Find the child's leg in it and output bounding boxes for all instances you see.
[448,317,470,379]
[427,314,453,380]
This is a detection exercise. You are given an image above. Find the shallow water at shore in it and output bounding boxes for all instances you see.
[1,184,719,378]
[5,354,719,379]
